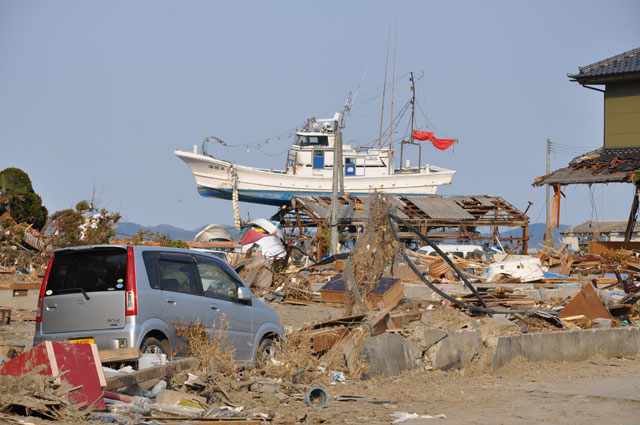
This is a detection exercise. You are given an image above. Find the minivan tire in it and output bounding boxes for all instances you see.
[140,337,170,358]
[257,337,277,366]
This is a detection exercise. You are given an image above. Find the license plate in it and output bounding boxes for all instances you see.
[68,338,95,344]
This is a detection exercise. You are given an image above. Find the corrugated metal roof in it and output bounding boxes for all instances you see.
[292,195,408,220]
[456,195,495,207]
[292,196,369,220]
[474,196,495,207]
[408,197,475,220]
[361,196,408,219]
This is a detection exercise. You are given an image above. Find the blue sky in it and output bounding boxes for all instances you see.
[1,1,639,230]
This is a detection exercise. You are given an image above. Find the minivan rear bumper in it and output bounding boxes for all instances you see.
[33,322,141,352]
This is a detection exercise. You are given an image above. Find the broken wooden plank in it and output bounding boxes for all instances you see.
[559,314,586,321]
[99,347,141,363]
[309,327,349,353]
[0,282,41,290]
[105,357,199,390]
[368,303,396,336]
[0,307,10,325]
[309,314,367,330]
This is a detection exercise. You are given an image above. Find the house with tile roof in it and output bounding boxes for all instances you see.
[534,47,640,248]
[560,220,640,252]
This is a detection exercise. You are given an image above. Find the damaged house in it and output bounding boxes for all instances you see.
[534,47,640,249]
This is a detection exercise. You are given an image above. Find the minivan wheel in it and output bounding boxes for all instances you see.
[256,338,277,367]
[141,337,169,358]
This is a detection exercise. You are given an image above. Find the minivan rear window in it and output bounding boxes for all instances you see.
[45,248,127,295]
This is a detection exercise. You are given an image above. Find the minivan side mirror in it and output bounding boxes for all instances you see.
[237,286,252,305]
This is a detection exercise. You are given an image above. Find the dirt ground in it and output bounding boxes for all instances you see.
[1,304,639,425]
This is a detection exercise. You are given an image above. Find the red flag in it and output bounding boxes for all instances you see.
[432,138,456,150]
[412,130,434,141]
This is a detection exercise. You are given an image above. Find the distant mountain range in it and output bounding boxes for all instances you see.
[524,222,569,249]
[115,222,208,241]
[116,221,570,247]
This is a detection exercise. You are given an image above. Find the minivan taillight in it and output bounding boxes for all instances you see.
[36,254,55,323]
[125,246,138,316]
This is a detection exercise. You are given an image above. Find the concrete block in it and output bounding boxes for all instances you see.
[593,328,639,357]
[422,328,447,349]
[434,330,483,370]
[492,328,640,371]
[401,284,437,301]
[356,333,422,379]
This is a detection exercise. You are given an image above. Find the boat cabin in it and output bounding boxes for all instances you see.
[287,116,395,178]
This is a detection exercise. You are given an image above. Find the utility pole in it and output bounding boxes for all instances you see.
[544,138,553,246]
[330,118,342,256]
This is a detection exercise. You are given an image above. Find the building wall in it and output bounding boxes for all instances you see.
[561,231,640,252]
[604,80,640,148]
[563,235,580,252]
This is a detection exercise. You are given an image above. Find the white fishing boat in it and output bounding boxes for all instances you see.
[176,75,457,206]
[176,112,455,206]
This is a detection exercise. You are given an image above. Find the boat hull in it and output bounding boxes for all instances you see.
[176,150,455,206]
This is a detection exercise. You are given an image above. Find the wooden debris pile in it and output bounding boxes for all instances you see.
[0,365,91,421]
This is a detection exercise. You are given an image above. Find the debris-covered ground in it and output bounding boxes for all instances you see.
[1,310,639,425]
[1,195,640,424]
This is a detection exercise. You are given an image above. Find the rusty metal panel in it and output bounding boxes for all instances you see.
[408,197,475,220]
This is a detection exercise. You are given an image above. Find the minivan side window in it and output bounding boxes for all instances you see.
[142,251,160,290]
[195,256,238,302]
[157,259,199,296]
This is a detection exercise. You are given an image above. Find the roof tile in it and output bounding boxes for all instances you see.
[569,47,640,81]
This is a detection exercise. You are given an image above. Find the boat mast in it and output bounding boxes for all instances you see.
[411,73,421,169]
[378,24,391,148]
[401,72,419,170]
[389,19,397,151]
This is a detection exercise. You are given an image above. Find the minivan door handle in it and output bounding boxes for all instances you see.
[45,303,57,310]
[166,298,176,304]
[209,304,219,310]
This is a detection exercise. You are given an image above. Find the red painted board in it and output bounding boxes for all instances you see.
[0,341,106,409]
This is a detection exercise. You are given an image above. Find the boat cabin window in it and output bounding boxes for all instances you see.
[295,135,329,147]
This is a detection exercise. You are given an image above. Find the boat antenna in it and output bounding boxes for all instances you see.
[378,23,391,148]
[389,17,397,150]
[340,67,368,129]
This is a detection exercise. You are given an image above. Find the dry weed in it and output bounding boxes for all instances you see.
[336,327,369,380]
[349,194,402,303]
[251,331,321,384]
[175,316,238,376]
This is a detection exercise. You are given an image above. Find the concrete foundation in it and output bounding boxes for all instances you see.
[434,330,483,370]
[492,328,640,370]
[357,333,422,379]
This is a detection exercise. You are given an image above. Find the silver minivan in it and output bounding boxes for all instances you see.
[33,245,283,365]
